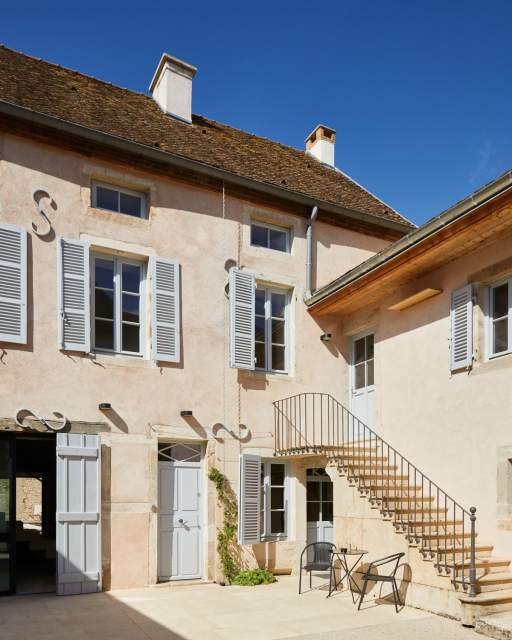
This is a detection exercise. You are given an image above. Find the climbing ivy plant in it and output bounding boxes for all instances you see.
[208,467,243,584]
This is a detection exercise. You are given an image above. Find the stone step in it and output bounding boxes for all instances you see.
[359,474,409,481]
[379,496,436,503]
[420,532,473,541]
[340,454,388,462]
[403,519,464,528]
[392,507,448,515]
[437,544,493,557]
[455,557,511,575]
[365,484,422,492]
[477,572,512,593]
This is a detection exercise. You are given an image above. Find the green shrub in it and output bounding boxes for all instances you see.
[232,569,277,586]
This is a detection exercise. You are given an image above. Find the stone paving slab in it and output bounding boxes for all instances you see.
[0,576,484,640]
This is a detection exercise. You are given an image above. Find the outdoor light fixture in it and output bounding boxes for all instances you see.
[180,410,193,417]
[320,333,332,342]
[98,403,112,411]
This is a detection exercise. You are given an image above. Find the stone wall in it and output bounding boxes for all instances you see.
[16,477,42,525]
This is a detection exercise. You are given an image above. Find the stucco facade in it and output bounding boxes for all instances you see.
[0,130,391,590]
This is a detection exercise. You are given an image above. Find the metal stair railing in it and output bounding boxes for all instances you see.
[273,392,477,597]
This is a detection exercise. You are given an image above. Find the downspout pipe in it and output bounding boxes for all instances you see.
[305,205,319,298]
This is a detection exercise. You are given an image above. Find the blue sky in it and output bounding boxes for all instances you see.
[2,1,511,225]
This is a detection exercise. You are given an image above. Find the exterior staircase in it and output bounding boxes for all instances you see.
[273,393,512,626]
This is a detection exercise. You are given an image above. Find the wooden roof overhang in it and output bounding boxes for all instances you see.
[309,179,512,319]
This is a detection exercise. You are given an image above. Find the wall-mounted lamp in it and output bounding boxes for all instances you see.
[98,403,112,411]
[320,333,332,342]
[180,410,193,417]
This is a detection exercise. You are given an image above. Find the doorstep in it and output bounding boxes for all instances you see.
[476,612,512,639]
[152,579,214,589]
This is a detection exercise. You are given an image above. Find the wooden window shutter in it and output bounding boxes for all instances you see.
[450,284,473,371]
[0,224,27,344]
[58,238,90,352]
[238,454,261,545]
[151,257,180,362]
[229,267,255,369]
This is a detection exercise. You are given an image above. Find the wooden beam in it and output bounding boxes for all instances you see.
[388,288,442,311]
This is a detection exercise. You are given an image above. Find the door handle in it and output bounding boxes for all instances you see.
[178,518,184,524]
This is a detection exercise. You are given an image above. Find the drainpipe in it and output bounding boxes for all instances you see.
[305,206,318,298]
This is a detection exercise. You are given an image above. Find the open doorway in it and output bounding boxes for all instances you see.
[0,433,56,596]
[306,468,333,556]
[15,435,56,594]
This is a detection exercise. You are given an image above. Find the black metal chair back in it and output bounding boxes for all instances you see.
[298,542,336,593]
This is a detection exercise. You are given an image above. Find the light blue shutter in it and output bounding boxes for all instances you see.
[229,267,255,369]
[450,285,473,371]
[151,257,180,362]
[56,433,101,595]
[238,454,261,545]
[0,224,27,344]
[58,238,90,352]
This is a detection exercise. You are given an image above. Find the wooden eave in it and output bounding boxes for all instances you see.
[311,189,512,318]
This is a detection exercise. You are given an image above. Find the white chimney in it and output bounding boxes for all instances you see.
[149,52,197,123]
[305,125,336,167]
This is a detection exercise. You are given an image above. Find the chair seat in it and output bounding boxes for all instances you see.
[363,573,395,583]
[304,562,331,571]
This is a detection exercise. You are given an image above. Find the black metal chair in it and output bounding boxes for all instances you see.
[357,552,405,612]
[298,542,336,594]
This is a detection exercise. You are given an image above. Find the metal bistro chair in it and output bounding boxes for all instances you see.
[299,542,336,594]
[357,552,405,612]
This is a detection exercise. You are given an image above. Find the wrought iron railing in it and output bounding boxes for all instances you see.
[273,392,477,596]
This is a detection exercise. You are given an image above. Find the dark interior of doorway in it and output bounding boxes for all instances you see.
[15,435,56,595]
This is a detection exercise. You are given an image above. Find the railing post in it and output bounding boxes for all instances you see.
[469,506,477,597]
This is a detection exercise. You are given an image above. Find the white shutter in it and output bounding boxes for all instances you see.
[56,433,101,595]
[151,257,180,362]
[0,224,27,344]
[450,284,473,371]
[58,238,90,352]
[229,267,255,369]
[238,453,261,545]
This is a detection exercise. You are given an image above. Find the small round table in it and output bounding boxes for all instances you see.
[328,548,368,600]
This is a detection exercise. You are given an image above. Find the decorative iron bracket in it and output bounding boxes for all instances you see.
[211,423,251,442]
[32,189,57,237]
[15,408,69,432]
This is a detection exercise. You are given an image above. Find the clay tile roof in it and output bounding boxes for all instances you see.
[0,45,413,229]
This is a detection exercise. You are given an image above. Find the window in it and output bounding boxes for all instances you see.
[352,333,374,389]
[92,182,146,218]
[254,286,289,372]
[260,461,288,539]
[250,222,290,253]
[92,254,145,355]
[489,279,512,357]
[306,468,333,523]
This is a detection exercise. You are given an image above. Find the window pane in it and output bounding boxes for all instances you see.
[95,289,114,320]
[251,224,268,248]
[307,502,320,522]
[95,258,114,288]
[96,186,118,212]
[354,363,365,389]
[354,338,365,364]
[122,323,140,353]
[122,264,141,293]
[493,318,508,353]
[255,342,265,368]
[322,502,333,522]
[95,319,114,350]
[366,334,374,359]
[255,316,265,342]
[322,482,333,502]
[270,511,285,534]
[271,319,285,345]
[270,487,284,509]
[367,359,374,386]
[122,294,140,323]
[271,293,286,318]
[255,289,265,315]
[307,481,320,501]
[493,284,509,319]
[269,228,288,252]
[271,345,285,371]
[119,192,143,217]
[270,464,285,486]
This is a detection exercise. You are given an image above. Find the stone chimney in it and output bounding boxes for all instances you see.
[305,125,336,167]
[149,53,197,123]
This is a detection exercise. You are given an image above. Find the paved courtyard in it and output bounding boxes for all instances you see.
[0,576,483,640]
